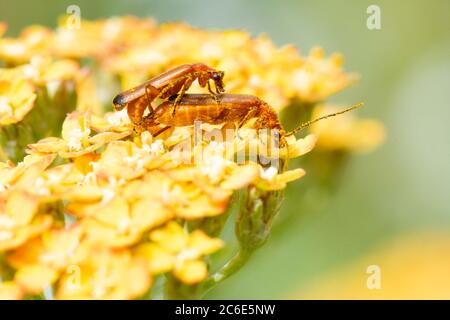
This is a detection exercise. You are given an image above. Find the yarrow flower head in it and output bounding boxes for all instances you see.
[0,16,384,300]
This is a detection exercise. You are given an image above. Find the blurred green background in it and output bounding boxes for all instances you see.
[1,0,449,298]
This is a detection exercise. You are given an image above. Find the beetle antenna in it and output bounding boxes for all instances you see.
[285,102,364,137]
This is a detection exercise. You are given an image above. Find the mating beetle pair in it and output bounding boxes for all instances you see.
[113,63,361,143]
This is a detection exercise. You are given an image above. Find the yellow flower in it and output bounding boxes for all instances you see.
[53,17,156,59]
[287,47,358,103]
[70,193,174,248]
[0,154,56,191]
[280,134,317,159]
[7,225,84,271]
[62,111,93,151]
[26,112,131,158]
[127,170,224,221]
[310,104,385,152]
[36,162,87,196]
[18,56,80,85]
[0,155,58,251]
[256,167,306,191]
[83,139,163,182]
[236,130,317,159]
[0,281,23,300]
[136,221,223,284]
[0,67,37,125]
[4,225,84,295]
[14,264,58,295]
[213,33,301,110]
[0,25,53,64]
[90,110,132,133]
[0,190,52,251]
[56,248,151,299]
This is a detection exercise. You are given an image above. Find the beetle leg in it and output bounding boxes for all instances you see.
[238,107,258,129]
[207,80,214,95]
[171,74,192,116]
[144,84,159,114]
[127,96,150,126]
[236,106,260,141]
[158,81,176,99]
[158,74,190,99]
[153,125,172,137]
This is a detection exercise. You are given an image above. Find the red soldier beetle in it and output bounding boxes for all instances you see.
[112,63,225,125]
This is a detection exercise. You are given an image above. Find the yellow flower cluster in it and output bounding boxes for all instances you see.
[0,57,80,126]
[0,67,36,125]
[0,17,355,111]
[0,16,383,299]
[0,106,313,298]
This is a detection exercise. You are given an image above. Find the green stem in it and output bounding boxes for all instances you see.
[200,248,252,297]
